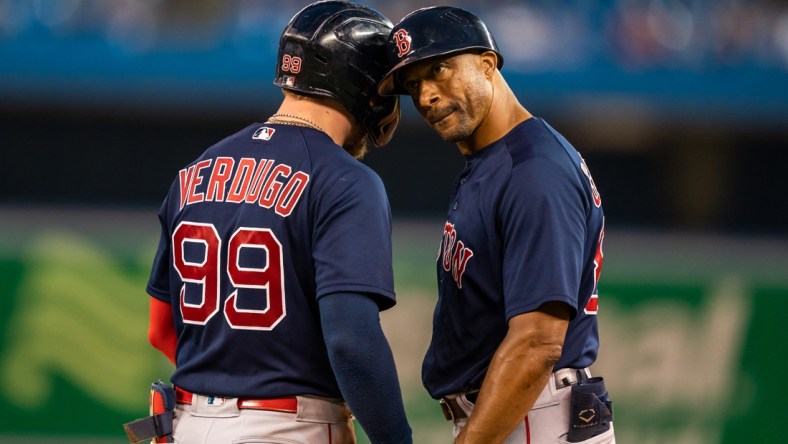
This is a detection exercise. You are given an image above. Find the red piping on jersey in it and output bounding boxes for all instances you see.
[525,415,531,444]
[328,424,332,444]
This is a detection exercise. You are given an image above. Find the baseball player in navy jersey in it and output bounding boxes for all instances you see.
[378,6,615,444]
[139,2,412,443]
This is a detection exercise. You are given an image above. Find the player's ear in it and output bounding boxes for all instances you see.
[480,51,497,79]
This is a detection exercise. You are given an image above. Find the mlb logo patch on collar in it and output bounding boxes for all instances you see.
[253,126,276,141]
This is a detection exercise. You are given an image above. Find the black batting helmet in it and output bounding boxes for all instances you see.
[377,6,504,96]
[274,0,399,147]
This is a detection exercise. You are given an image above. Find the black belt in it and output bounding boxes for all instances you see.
[439,368,591,421]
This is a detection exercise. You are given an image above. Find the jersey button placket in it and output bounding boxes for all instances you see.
[454,176,467,210]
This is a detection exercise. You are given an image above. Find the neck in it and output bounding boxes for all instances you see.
[272,94,354,147]
[458,73,532,155]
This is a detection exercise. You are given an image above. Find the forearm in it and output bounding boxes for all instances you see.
[319,293,412,444]
[331,328,412,444]
[458,337,558,443]
[458,306,569,444]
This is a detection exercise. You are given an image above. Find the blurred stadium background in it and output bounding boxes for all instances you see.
[1,0,787,442]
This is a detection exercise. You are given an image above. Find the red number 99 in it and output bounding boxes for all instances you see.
[281,54,302,74]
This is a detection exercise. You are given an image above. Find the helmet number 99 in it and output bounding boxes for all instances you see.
[282,54,302,74]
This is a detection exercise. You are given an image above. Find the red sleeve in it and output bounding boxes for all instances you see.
[148,297,177,365]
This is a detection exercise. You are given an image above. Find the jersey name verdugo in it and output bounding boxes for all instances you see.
[178,157,310,217]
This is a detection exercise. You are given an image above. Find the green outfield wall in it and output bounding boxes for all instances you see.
[1,209,786,443]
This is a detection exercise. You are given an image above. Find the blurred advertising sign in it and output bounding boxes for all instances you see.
[0,226,786,443]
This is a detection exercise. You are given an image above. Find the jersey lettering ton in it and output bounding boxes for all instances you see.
[422,118,605,398]
[147,123,396,399]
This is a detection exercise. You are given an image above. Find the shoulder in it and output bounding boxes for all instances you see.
[199,123,269,156]
[322,157,387,203]
[171,123,280,171]
[296,139,388,210]
[495,119,589,212]
[504,119,581,183]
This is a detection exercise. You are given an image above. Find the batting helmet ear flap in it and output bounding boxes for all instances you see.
[366,96,400,147]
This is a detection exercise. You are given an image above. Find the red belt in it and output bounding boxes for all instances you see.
[175,386,298,413]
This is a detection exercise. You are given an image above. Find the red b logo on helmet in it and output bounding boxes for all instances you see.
[393,29,411,58]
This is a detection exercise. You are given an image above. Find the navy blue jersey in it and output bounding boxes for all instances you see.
[147,123,396,399]
[422,117,605,398]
